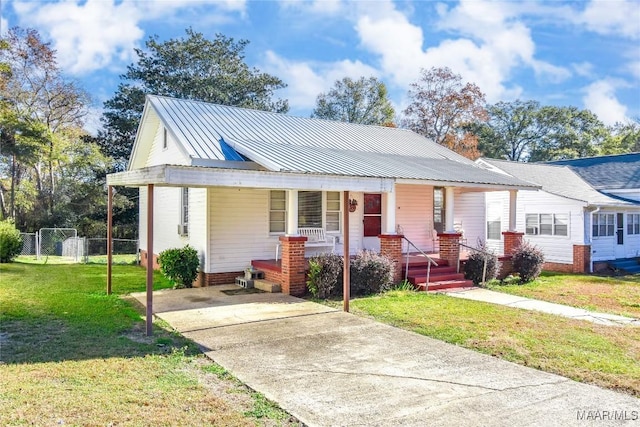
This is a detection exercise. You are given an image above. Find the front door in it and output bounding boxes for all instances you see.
[615,213,626,258]
[363,193,381,251]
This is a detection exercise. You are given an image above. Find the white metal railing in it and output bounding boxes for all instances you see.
[458,242,493,285]
[402,236,438,291]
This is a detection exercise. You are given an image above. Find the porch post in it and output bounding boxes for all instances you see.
[385,186,396,234]
[445,186,455,232]
[508,190,517,231]
[146,184,154,336]
[379,234,404,283]
[286,190,298,235]
[343,191,350,312]
[107,185,113,295]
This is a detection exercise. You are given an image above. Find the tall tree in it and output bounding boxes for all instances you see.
[311,76,395,125]
[474,100,607,162]
[0,28,100,232]
[600,119,640,155]
[402,67,487,159]
[99,28,289,170]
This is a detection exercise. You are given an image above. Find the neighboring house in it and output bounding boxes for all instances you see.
[476,157,640,273]
[107,95,536,295]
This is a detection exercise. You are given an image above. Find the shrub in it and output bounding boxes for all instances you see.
[0,220,22,263]
[158,245,200,288]
[463,244,499,286]
[512,240,545,283]
[306,253,343,298]
[350,250,394,296]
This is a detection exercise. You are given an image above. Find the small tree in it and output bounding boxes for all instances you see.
[0,220,22,262]
[158,245,200,288]
[512,241,545,283]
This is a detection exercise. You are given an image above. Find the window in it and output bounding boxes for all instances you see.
[299,191,322,228]
[526,213,568,237]
[179,187,189,236]
[269,190,286,233]
[486,202,501,240]
[163,128,168,150]
[628,214,640,235]
[325,192,341,232]
[592,213,614,237]
[433,187,445,233]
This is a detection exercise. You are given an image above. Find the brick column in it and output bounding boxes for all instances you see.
[437,232,461,270]
[502,231,524,256]
[573,244,591,273]
[279,236,307,296]
[379,234,404,283]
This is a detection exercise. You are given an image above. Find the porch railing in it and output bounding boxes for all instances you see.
[457,242,493,286]
[402,236,438,291]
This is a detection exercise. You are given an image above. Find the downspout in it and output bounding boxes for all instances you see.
[589,207,600,273]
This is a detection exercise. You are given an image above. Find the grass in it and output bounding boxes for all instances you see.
[0,262,298,426]
[488,272,640,319]
[15,254,138,265]
[347,288,640,397]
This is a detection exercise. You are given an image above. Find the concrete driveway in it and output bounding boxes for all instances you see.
[132,286,640,426]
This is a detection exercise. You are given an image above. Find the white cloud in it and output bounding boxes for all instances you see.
[354,0,570,103]
[262,50,379,113]
[572,62,595,78]
[11,0,247,75]
[582,80,629,125]
[578,0,640,40]
[1,15,8,35]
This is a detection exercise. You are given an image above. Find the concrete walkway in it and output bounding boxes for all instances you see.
[438,288,640,326]
[132,286,640,426]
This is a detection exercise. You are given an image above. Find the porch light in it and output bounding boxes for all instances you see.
[348,198,358,212]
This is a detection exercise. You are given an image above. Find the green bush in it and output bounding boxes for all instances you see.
[350,250,394,296]
[306,253,344,298]
[512,240,545,283]
[463,244,499,286]
[158,245,200,288]
[0,220,22,263]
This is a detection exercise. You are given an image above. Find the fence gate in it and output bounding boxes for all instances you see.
[38,228,78,260]
[19,232,38,256]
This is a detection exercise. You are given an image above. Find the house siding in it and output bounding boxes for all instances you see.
[455,190,487,251]
[395,184,434,252]
[145,125,189,167]
[189,188,208,270]
[139,186,189,256]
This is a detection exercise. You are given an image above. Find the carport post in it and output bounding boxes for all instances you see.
[343,191,350,312]
[146,184,154,336]
[107,185,113,295]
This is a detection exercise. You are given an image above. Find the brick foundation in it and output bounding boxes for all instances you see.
[140,249,160,270]
[572,244,591,273]
[543,262,574,273]
[200,271,244,286]
[279,235,308,296]
[379,234,404,283]
[437,232,461,271]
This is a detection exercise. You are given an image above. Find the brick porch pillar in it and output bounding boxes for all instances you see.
[437,232,461,271]
[502,231,524,256]
[279,235,307,296]
[379,234,404,283]
[573,244,591,273]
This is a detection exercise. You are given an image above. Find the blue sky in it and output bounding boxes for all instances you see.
[2,0,639,134]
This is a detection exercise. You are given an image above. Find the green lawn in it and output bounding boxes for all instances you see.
[348,287,640,397]
[488,272,640,318]
[0,262,297,426]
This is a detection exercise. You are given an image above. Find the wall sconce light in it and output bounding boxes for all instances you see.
[348,198,358,212]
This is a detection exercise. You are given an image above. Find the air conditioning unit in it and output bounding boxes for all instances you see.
[177,224,188,236]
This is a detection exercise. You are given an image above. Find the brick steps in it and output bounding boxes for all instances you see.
[402,258,473,292]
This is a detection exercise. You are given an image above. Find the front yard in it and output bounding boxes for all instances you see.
[0,262,298,426]
[346,273,640,397]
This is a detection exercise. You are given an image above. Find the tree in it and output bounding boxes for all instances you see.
[402,67,487,159]
[600,119,640,155]
[0,28,102,233]
[98,28,289,170]
[474,100,607,162]
[311,76,395,125]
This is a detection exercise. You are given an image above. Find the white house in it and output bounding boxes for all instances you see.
[107,95,537,295]
[475,157,640,273]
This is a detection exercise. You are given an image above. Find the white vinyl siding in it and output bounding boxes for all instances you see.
[454,190,488,251]
[145,125,189,167]
[525,213,568,237]
[139,186,189,253]
[395,184,434,252]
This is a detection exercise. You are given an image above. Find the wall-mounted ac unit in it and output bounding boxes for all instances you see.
[177,224,188,236]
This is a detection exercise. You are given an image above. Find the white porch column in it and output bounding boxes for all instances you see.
[385,186,397,234]
[509,190,518,231]
[286,190,298,235]
[445,186,455,232]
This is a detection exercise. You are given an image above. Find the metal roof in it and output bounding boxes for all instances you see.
[545,153,640,191]
[146,95,537,188]
[482,158,638,207]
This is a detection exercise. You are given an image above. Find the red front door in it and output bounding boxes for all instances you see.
[363,193,382,237]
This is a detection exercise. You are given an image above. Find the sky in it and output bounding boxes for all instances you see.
[2,0,640,135]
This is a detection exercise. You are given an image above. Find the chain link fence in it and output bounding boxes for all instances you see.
[17,229,138,264]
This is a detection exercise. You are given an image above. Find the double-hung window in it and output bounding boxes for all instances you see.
[178,187,189,236]
[592,213,614,237]
[486,202,501,240]
[269,190,287,233]
[627,213,640,235]
[525,213,568,236]
[269,190,341,233]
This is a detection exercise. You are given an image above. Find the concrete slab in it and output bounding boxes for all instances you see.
[134,286,640,426]
[440,288,640,326]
